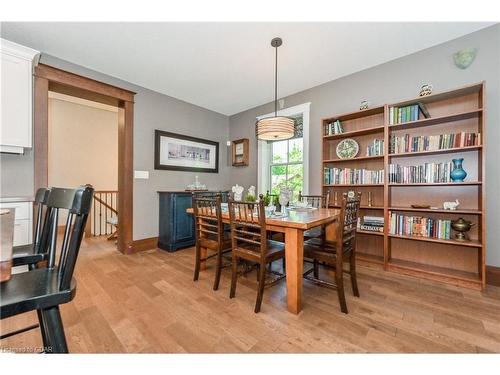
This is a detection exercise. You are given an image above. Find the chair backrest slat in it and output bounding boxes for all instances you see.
[44,185,94,290]
[336,192,361,254]
[33,188,51,254]
[193,194,224,246]
[298,191,331,209]
[228,195,267,259]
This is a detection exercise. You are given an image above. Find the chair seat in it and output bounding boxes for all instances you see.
[234,240,285,262]
[304,238,353,263]
[199,231,232,251]
[0,267,77,319]
[303,226,322,239]
[12,244,46,267]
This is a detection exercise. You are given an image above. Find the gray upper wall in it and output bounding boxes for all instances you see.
[0,53,230,240]
[228,24,500,266]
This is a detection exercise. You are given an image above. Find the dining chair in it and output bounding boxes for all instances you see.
[228,195,286,313]
[298,191,330,209]
[0,185,94,353]
[303,192,361,314]
[193,194,232,291]
[11,187,52,268]
[298,190,331,241]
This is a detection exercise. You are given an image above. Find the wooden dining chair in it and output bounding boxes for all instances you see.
[298,190,330,240]
[303,192,361,314]
[12,187,52,268]
[228,196,286,313]
[0,185,94,353]
[298,191,330,209]
[193,194,232,291]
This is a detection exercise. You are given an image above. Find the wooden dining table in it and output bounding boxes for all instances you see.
[187,206,340,314]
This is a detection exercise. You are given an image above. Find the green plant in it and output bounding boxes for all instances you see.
[263,195,271,206]
[245,194,256,202]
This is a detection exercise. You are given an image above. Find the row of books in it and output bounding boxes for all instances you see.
[324,167,384,185]
[357,216,384,233]
[366,139,384,156]
[388,212,451,240]
[388,162,454,184]
[389,132,481,154]
[389,103,430,125]
[324,120,344,136]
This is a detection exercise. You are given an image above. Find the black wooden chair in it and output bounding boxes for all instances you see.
[303,192,361,314]
[12,187,52,268]
[228,196,285,313]
[0,185,94,353]
[193,194,232,291]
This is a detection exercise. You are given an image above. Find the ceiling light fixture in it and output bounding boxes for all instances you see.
[255,37,294,141]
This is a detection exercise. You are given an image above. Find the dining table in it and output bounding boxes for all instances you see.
[187,206,341,314]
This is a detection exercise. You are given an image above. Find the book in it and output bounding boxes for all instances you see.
[388,162,454,184]
[388,211,451,240]
[323,167,384,185]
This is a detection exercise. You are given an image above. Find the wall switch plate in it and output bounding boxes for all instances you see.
[226,141,231,146]
[134,170,149,179]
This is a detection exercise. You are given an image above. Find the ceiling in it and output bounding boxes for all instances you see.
[1,22,494,115]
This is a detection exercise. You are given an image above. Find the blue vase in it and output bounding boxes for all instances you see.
[450,158,467,182]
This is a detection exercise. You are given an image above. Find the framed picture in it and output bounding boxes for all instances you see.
[232,138,249,166]
[154,130,219,173]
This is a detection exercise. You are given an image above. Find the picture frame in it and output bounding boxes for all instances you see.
[154,130,219,173]
[232,138,249,166]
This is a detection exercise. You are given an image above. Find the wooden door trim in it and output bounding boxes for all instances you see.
[34,63,135,254]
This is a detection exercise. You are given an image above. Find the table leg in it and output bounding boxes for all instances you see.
[200,247,207,271]
[284,227,304,314]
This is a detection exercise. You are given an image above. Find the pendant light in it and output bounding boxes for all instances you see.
[255,37,295,141]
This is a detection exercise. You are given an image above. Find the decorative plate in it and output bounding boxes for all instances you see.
[336,138,359,159]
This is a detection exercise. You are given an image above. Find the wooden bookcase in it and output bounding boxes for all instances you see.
[321,82,485,289]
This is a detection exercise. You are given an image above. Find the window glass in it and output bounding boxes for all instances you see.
[287,164,304,199]
[288,138,303,163]
[272,141,288,164]
[271,165,287,195]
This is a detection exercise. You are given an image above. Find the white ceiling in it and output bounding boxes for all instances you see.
[1,22,494,115]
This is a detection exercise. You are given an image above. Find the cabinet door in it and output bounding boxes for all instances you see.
[172,194,195,243]
[0,53,32,148]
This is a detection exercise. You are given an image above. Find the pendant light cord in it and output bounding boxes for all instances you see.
[274,43,278,117]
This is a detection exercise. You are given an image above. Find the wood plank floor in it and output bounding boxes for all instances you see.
[1,236,500,353]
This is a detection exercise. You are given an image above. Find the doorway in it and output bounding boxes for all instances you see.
[48,91,119,239]
[33,64,135,254]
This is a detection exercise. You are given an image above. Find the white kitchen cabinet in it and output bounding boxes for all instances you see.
[0,200,33,246]
[0,38,40,154]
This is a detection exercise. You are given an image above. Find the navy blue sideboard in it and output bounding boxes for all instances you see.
[158,191,196,251]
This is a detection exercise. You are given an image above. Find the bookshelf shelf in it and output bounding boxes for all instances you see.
[388,181,482,187]
[387,259,481,288]
[357,253,385,265]
[324,155,384,163]
[388,234,482,248]
[323,184,384,187]
[389,145,482,158]
[357,229,384,236]
[321,81,486,290]
[323,125,384,140]
[329,204,384,210]
[388,108,482,131]
[389,206,482,215]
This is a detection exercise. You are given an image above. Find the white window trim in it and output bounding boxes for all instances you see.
[256,102,310,195]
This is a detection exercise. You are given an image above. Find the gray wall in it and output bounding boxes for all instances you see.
[228,24,500,266]
[0,53,230,241]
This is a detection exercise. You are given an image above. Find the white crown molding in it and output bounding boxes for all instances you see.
[1,38,40,64]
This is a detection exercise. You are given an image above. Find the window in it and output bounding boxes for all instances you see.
[269,123,304,197]
[257,102,310,198]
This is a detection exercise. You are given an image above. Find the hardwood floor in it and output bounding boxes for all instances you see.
[1,236,500,353]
